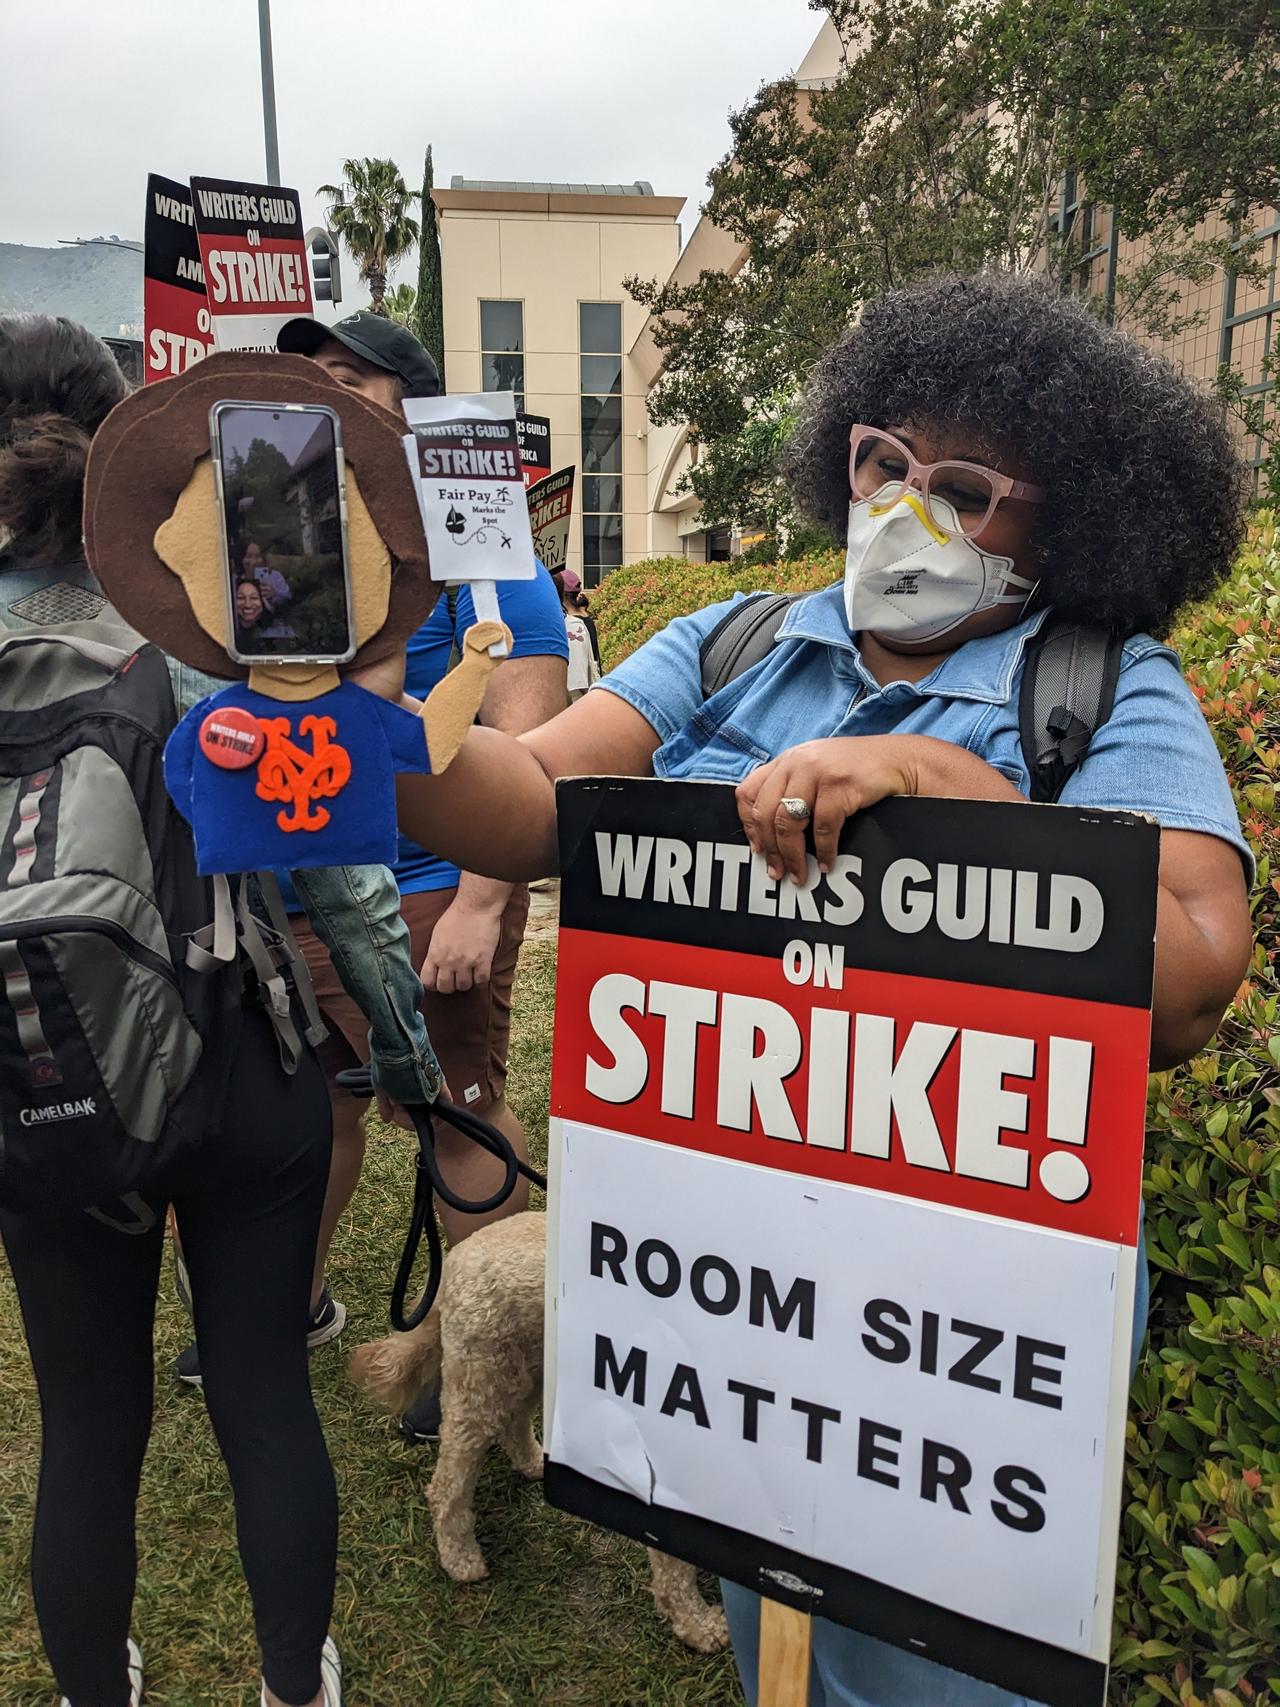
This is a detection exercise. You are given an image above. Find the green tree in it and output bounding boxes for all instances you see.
[628,0,1280,531]
[414,145,446,385]
[380,282,417,328]
[318,157,420,316]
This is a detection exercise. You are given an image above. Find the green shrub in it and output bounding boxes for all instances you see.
[593,521,1280,1706]
[591,551,842,675]
[1114,515,1280,1707]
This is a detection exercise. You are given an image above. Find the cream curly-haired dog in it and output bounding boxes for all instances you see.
[350,1211,728,1654]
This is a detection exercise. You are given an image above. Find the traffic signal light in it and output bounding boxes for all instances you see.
[307,229,342,304]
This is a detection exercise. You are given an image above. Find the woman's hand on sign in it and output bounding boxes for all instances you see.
[737,735,1026,883]
[737,736,917,882]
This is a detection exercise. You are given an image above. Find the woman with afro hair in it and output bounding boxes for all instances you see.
[396,271,1254,1706]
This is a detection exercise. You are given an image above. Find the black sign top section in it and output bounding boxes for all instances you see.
[412,416,521,482]
[144,173,205,296]
[556,778,1159,1009]
[517,412,552,471]
[189,175,305,241]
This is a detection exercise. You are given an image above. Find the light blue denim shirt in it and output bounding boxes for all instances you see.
[598,583,1251,872]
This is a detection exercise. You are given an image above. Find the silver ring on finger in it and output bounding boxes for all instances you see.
[780,796,812,822]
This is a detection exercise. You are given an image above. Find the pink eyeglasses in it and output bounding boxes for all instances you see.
[849,425,1045,540]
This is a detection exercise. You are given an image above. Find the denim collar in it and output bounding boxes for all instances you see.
[777,582,1052,706]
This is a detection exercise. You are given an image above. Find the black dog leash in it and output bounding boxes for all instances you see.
[336,1067,547,1332]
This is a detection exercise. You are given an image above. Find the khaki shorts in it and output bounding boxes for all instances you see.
[292,884,531,1109]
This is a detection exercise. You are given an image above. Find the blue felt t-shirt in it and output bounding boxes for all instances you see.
[393,567,568,895]
[164,679,432,876]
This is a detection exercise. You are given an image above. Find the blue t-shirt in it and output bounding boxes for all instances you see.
[393,567,569,895]
[165,679,432,876]
[597,584,1252,876]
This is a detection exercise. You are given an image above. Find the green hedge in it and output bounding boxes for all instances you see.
[593,524,1280,1706]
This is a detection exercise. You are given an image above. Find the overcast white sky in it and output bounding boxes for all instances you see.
[3,0,820,260]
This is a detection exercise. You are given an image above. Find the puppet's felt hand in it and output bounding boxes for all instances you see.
[419,620,514,773]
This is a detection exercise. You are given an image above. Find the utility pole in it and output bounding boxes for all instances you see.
[258,0,281,186]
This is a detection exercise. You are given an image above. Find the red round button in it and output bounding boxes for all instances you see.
[199,707,265,770]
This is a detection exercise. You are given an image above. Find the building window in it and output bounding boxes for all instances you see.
[1218,208,1280,484]
[580,302,624,586]
[480,300,524,413]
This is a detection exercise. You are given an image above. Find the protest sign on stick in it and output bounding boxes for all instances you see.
[143,174,213,384]
[526,467,575,571]
[543,779,1159,1707]
[516,412,553,488]
[189,175,312,353]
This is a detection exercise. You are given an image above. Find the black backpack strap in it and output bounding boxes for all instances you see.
[255,872,329,1048]
[698,592,803,699]
[1018,621,1124,804]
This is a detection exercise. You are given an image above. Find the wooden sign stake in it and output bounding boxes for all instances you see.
[759,1597,812,1707]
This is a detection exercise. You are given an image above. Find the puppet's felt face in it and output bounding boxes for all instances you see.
[82,350,437,686]
[154,455,392,658]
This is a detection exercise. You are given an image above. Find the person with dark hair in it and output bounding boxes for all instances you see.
[0,313,450,1707]
[392,271,1254,1707]
[236,538,297,649]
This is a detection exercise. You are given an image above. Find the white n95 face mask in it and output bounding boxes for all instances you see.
[843,488,1038,645]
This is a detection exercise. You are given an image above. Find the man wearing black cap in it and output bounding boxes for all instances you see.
[278,310,442,409]
[275,314,569,1440]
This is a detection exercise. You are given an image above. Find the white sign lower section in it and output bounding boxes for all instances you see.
[548,1118,1132,1661]
[208,312,300,354]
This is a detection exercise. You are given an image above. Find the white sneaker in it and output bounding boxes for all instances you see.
[260,1635,342,1707]
[60,1635,143,1706]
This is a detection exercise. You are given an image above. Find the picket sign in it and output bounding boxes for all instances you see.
[142,174,213,383]
[188,174,313,354]
[542,778,1160,1707]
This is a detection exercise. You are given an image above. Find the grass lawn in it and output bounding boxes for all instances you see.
[0,935,740,1706]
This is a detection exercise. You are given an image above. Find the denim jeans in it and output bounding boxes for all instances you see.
[722,1241,1150,1707]
[290,863,443,1106]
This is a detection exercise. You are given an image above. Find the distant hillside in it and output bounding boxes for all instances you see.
[0,241,144,339]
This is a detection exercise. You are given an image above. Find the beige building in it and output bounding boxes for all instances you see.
[433,179,684,586]
[433,24,844,583]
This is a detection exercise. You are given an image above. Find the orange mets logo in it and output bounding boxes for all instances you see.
[255,715,353,833]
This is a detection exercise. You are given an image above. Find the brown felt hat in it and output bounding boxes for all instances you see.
[83,351,436,680]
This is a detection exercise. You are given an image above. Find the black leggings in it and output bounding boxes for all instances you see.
[0,1010,337,1707]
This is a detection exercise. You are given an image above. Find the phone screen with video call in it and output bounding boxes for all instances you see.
[210,400,356,666]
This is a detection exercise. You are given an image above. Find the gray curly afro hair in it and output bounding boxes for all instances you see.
[781,271,1248,636]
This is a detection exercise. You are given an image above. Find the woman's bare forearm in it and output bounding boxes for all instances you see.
[396,687,663,882]
[397,724,561,881]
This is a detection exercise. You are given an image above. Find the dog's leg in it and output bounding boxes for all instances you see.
[426,1412,493,1584]
[647,1550,730,1653]
[497,1382,544,1481]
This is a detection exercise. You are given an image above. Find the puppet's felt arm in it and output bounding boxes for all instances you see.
[419,620,513,773]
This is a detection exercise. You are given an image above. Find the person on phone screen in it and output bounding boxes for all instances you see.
[238,538,297,649]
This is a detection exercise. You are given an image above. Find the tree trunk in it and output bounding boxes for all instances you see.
[368,268,388,315]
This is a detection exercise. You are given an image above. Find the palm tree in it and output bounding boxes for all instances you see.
[317,158,420,316]
[381,283,417,328]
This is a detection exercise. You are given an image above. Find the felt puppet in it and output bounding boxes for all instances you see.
[83,352,508,874]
